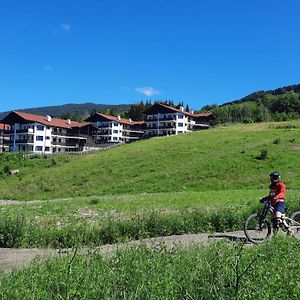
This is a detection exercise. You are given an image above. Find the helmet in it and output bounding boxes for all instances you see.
[269,171,280,183]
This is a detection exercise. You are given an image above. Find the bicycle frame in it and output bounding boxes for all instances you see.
[260,200,300,232]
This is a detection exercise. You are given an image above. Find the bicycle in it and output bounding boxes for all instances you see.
[244,200,300,244]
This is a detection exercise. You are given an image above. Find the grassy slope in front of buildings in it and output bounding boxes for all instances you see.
[0,121,299,200]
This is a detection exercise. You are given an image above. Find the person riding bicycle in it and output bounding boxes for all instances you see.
[260,171,288,231]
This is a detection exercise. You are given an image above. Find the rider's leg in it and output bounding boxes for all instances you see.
[274,211,283,228]
[272,202,286,229]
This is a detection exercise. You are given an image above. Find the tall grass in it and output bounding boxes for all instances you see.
[1,190,299,248]
[1,236,299,299]
[0,208,249,248]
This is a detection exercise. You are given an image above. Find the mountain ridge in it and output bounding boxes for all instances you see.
[0,102,131,120]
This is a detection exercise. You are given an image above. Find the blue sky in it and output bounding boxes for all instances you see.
[1,0,300,112]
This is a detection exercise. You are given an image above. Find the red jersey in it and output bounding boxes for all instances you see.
[268,181,286,206]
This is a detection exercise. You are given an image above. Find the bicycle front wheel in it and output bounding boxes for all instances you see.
[244,213,272,243]
[290,211,300,238]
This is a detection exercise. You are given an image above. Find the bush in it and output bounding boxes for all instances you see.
[256,149,268,160]
[273,138,281,144]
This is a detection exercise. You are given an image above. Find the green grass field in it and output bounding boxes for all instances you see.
[0,121,299,248]
[1,121,300,298]
[0,121,299,200]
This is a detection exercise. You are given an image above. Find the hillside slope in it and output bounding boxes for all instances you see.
[0,121,299,200]
[0,102,130,120]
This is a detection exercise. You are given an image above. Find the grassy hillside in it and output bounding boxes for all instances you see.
[0,121,299,200]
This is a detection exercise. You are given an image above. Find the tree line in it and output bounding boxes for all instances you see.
[60,92,300,125]
[201,93,300,124]
[61,100,189,122]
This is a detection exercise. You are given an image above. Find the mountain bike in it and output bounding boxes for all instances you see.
[244,200,300,244]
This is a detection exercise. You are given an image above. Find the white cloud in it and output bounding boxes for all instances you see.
[61,23,71,32]
[135,87,160,97]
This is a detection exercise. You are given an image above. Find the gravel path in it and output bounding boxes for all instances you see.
[0,231,247,273]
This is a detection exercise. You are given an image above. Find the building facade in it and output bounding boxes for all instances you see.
[143,103,215,137]
[0,123,10,152]
[85,113,144,144]
[2,111,97,154]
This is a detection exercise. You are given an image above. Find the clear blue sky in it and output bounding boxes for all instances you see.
[1,0,300,112]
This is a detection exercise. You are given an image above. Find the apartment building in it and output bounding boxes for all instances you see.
[0,123,10,152]
[1,111,97,153]
[143,103,215,137]
[85,113,144,144]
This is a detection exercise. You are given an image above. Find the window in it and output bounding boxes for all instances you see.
[178,123,184,127]
[36,136,44,141]
[113,137,118,140]
[35,146,43,151]
[46,136,50,140]
[113,130,118,133]
[45,147,50,152]
[36,125,44,131]
[178,114,184,119]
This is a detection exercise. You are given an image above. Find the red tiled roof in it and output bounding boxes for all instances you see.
[12,111,92,129]
[193,113,213,117]
[95,113,144,125]
[155,103,213,118]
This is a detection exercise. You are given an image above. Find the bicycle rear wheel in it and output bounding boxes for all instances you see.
[290,212,300,238]
[244,213,272,243]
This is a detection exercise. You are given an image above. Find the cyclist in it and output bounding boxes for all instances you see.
[260,171,288,231]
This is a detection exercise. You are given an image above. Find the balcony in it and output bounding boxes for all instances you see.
[146,119,176,123]
[4,139,34,144]
[3,130,13,135]
[145,125,176,130]
[147,116,176,121]
[16,128,35,134]
[52,131,87,139]
[122,129,144,134]
[3,140,13,145]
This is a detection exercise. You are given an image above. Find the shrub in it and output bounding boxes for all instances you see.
[273,138,281,144]
[256,149,268,160]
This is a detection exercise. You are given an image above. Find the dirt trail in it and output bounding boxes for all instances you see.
[0,199,247,272]
[0,231,247,273]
